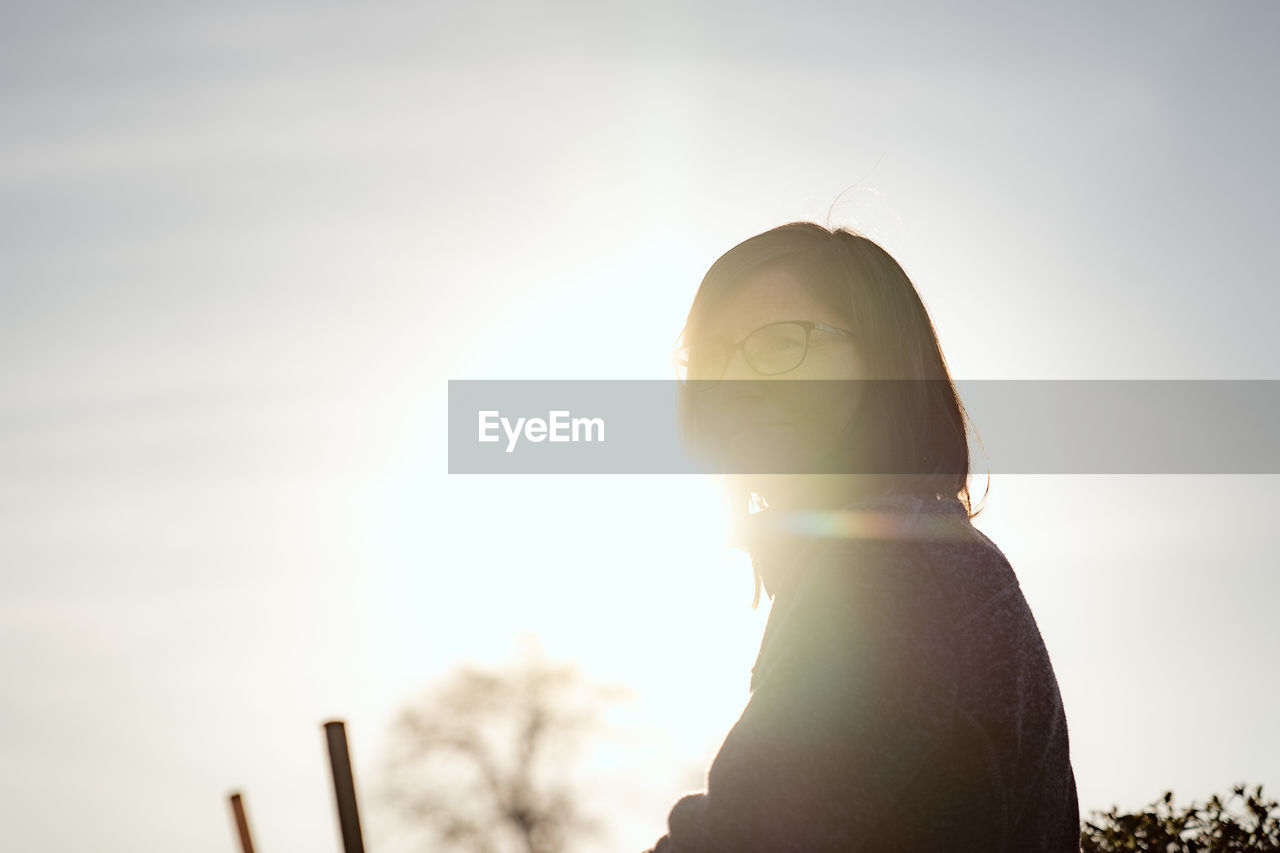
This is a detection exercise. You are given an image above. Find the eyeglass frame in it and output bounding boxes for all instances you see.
[670,319,857,385]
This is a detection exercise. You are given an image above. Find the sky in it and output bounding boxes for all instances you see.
[2,1,1278,851]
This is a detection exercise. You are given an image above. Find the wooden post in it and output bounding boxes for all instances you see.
[228,791,256,853]
[323,720,366,853]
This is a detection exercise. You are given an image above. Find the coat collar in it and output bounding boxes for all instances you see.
[738,493,966,599]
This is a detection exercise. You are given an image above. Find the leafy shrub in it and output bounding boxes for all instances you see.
[1081,784,1280,852]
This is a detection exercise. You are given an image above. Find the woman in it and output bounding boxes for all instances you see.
[642,223,1080,852]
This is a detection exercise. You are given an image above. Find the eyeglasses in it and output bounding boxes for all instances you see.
[670,320,856,385]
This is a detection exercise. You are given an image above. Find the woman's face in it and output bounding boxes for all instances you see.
[690,265,865,509]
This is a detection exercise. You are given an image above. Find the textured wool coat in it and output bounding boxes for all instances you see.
[642,493,1080,853]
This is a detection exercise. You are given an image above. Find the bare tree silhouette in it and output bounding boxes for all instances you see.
[377,634,635,853]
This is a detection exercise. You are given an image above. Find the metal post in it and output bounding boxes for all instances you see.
[323,720,367,853]
[228,791,257,853]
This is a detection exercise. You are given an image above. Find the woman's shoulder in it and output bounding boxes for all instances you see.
[748,498,973,694]
[792,494,1019,623]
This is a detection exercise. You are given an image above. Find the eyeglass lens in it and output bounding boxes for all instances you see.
[679,322,810,382]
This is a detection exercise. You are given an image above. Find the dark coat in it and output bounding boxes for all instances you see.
[643,493,1080,853]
